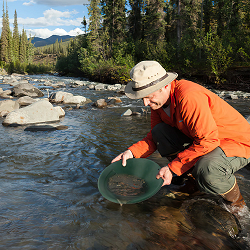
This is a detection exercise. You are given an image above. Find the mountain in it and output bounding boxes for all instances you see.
[31,35,75,47]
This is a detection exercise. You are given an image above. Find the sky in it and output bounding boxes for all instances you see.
[3,0,90,39]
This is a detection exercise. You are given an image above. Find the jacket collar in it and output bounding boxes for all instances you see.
[170,80,177,120]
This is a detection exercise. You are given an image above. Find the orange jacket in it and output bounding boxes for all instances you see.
[128,79,250,176]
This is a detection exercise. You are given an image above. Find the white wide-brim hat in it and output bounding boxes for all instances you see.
[125,61,178,99]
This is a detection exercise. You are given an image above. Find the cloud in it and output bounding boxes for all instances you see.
[14,8,82,28]
[23,0,90,6]
[23,0,35,6]
[27,27,84,39]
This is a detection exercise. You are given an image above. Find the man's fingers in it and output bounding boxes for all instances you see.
[122,156,127,167]
[111,155,121,163]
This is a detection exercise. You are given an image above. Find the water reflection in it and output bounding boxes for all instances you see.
[0,75,249,249]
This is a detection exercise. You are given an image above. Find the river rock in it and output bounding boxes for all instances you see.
[0,90,13,98]
[88,84,95,90]
[17,96,36,106]
[181,199,241,238]
[107,85,118,91]
[0,100,19,117]
[24,124,68,132]
[116,85,126,94]
[49,91,73,103]
[107,97,122,105]
[52,81,66,88]
[95,83,106,91]
[63,95,87,104]
[121,109,132,116]
[93,99,107,108]
[2,100,64,126]
[12,82,44,97]
[70,80,86,87]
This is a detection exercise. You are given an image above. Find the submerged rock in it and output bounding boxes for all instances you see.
[181,199,241,238]
[24,124,68,132]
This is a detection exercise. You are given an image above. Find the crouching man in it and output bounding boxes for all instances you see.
[112,61,250,211]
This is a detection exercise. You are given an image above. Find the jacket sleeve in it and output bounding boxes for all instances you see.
[168,91,220,175]
[128,109,163,158]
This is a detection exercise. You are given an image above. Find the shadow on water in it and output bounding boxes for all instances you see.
[0,75,250,249]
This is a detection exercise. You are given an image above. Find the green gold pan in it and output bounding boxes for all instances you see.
[98,158,163,204]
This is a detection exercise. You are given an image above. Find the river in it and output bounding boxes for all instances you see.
[0,74,250,249]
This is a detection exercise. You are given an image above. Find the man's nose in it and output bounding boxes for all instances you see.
[143,98,149,106]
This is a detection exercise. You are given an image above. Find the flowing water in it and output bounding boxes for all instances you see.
[0,75,250,249]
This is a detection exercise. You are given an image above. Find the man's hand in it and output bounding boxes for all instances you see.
[111,150,134,167]
[156,166,173,186]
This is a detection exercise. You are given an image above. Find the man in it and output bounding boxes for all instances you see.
[112,60,250,209]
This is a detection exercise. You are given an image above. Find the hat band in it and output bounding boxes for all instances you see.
[132,73,168,92]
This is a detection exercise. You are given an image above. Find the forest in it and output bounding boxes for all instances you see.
[1,0,250,86]
[55,0,250,86]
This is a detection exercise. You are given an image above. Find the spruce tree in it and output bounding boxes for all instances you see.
[101,0,126,54]
[26,33,34,64]
[12,9,19,63]
[1,1,8,62]
[128,0,143,41]
[81,16,87,34]
[143,0,166,43]
[5,3,12,63]
[87,0,102,55]
[19,28,27,63]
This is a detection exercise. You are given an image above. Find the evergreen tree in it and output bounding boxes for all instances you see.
[19,28,27,63]
[5,3,12,63]
[12,9,19,63]
[128,0,143,41]
[101,0,126,54]
[143,0,166,43]
[87,0,102,55]
[1,1,8,62]
[81,16,87,34]
[26,34,34,64]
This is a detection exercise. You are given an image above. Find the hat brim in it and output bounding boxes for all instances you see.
[125,72,178,99]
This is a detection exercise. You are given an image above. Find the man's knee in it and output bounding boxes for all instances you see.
[192,157,218,193]
[192,152,235,194]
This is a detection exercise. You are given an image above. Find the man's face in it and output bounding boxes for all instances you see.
[142,84,171,110]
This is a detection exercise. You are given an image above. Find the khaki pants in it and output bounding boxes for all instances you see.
[151,123,250,194]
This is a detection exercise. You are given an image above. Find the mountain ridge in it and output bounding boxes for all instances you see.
[31,35,75,47]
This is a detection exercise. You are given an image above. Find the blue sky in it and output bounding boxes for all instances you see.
[4,0,90,39]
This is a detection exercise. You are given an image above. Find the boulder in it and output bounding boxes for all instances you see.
[88,84,95,90]
[95,83,106,91]
[0,100,19,117]
[70,80,86,87]
[12,82,44,97]
[2,100,64,126]
[93,99,107,108]
[63,95,87,104]
[49,91,73,103]
[17,96,36,106]
[0,90,13,98]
